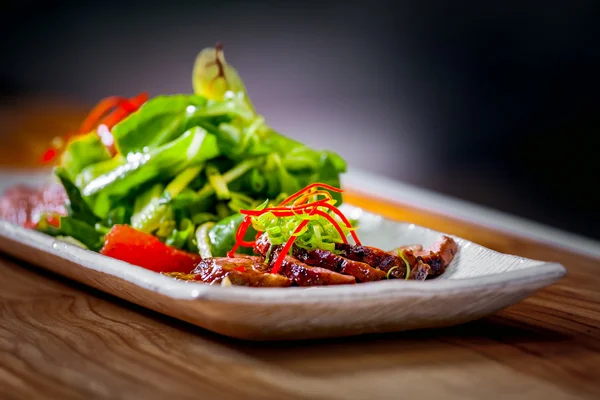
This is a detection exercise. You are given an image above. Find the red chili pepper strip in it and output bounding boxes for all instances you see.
[46,214,61,228]
[311,210,349,245]
[235,215,252,241]
[228,215,253,257]
[100,92,149,129]
[40,92,149,165]
[41,148,58,164]
[239,199,330,216]
[319,202,362,245]
[291,190,334,206]
[118,92,149,112]
[227,248,238,258]
[271,219,310,274]
[79,96,127,134]
[278,183,343,206]
[240,210,296,217]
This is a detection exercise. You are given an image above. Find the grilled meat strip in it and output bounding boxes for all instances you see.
[410,259,431,281]
[338,235,458,279]
[254,235,356,286]
[254,233,384,282]
[272,252,357,286]
[190,257,292,287]
[335,243,414,279]
[293,247,386,282]
[404,236,458,276]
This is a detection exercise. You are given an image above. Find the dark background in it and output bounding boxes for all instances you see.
[1,0,598,239]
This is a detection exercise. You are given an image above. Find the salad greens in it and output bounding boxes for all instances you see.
[45,45,347,256]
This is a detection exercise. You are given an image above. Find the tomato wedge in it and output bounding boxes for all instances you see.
[100,225,201,274]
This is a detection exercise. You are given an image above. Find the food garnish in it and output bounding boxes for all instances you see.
[228,183,360,274]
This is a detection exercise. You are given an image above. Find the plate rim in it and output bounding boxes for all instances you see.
[0,214,567,305]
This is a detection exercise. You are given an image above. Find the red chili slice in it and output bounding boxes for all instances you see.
[100,92,149,129]
[40,92,149,164]
[270,219,310,274]
[278,183,342,206]
[318,202,362,245]
[239,199,330,216]
[79,96,127,134]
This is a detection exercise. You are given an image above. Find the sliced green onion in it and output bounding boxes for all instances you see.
[55,236,88,249]
[196,158,262,202]
[266,226,282,236]
[248,169,266,193]
[398,250,411,280]
[165,218,195,249]
[94,223,110,235]
[196,222,216,258]
[227,191,256,212]
[264,244,273,265]
[216,202,230,220]
[132,166,202,233]
[156,220,176,238]
[223,158,262,182]
[312,225,322,245]
[320,242,335,252]
[205,163,231,200]
[192,212,218,225]
[165,165,204,199]
[386,266,399,280]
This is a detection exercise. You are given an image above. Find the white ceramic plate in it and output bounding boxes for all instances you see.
[0,196,566,340]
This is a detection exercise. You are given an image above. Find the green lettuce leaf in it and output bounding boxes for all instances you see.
[60,133,111,181]
[54,167,99,225]
[37,216,104,252]
[76,127,219,218]
[207,213,256,257]
[112,95,207,155]
[112,94,254,156]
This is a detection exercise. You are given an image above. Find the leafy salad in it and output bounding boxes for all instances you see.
[37,44,347,260]
[3,44,458,287]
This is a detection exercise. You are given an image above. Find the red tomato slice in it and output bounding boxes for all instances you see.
[100,225,201,274]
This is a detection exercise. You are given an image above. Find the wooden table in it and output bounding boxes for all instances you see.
[1,99,600,399]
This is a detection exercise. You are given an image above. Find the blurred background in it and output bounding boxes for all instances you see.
[1,0,598,239]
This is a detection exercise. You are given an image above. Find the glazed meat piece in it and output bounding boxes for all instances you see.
[403,236,458,276]
[293,247,386,282]
[410,259,431,281]
[339,235,458,279]
[254,235,356,286]
[271,252,356,286]
[255,233,384,282]
[192,257,292,287]
[254,233,273,255]
[336,243,412,279]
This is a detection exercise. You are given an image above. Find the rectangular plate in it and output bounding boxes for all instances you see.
[0,200,566,340]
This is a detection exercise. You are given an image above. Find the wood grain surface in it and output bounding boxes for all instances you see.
[1,98,600,399]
